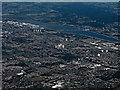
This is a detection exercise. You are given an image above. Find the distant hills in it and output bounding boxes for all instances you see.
[2,2,118,25]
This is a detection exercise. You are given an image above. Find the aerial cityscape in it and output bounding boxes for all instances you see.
[2,2,120,89]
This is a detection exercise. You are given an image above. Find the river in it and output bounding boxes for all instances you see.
[19,20,119,42]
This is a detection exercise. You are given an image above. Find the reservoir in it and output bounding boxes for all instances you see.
[19,20,119,42]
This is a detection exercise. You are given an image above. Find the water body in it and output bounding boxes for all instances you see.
[19,20,118,42]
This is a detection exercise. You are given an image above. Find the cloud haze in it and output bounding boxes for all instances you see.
[0,0,119,2]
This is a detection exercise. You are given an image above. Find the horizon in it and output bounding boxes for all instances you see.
[1,0,120,2]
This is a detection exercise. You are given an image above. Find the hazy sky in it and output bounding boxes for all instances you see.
[0,0,119,2]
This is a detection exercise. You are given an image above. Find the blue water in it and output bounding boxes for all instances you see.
[19,20,119,42]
